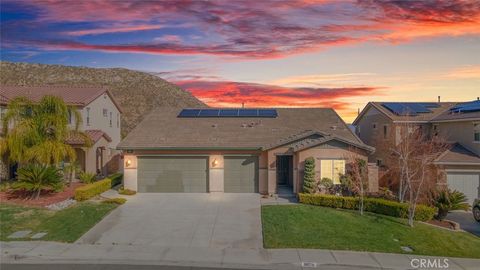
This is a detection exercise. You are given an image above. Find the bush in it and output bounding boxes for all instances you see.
[299,193,436,221]
[118,187,136,195]
[102,198,127,205]
[74,178,111,201]
[433,189,470,220]
[13,164,63,199]
[318,177,334,194]
[108,173,123,188]
[303,157,316,194]
[78,171,96,184]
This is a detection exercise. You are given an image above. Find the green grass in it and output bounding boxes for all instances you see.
[0,202,117,242]
[262,205,480,258]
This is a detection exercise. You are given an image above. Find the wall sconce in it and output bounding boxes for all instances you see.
[212,158,219,167]
[126,159,132,167]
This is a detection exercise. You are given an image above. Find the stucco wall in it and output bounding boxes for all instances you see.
[123,155,138,191]
[435,121,480,156]
[209,155,224,192]
[83,137,110,174]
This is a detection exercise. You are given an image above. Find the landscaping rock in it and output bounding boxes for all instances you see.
[46,198,76,211]
[7,230,31,239]
[30,232,48,239]
[401,246,413,252]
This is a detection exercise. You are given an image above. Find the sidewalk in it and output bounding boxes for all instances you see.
[1,241,479,270]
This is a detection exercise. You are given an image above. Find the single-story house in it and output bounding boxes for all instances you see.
[118,107,377,194]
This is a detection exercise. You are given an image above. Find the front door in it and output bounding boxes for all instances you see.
[276,155,293,186]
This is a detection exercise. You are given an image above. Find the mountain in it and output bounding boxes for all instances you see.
[0,61,206,137]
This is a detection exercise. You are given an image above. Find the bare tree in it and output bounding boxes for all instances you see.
[387,122,447,226]
[345,150,369,215]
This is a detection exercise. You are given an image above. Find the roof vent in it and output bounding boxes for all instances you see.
[331,125,337,130]
[211,124,218,128]
[241,123,248,128]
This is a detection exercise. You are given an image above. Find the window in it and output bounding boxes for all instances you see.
[86,107,90,126]
[116,113,120,128]
[109,112,112,127]
[103,109,108,117]
[383,125,388,139]
[373,123,377,129]
[320,159,345,184]
[433,124,439,136]
[67,109,72,124]
[474,123,480,142]
[376,159,382,166]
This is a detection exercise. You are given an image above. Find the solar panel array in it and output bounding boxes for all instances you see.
[450,100,480,113]
[381,102,436,116]
[178,109,278,118]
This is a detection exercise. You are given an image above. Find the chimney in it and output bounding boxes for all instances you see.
[438,96,441,102]
[242,102,245,108]
[477,97,479,101]
[357,108,360,116]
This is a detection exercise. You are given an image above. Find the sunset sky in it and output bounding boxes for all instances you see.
[1,0,479,122]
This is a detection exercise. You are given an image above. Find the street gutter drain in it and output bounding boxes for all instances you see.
[302,262,317,268]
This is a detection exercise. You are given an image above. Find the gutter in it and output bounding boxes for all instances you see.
[117,146,263,151]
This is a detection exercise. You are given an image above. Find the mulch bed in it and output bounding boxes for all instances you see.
[426,219,457,230]
[0,182,85,207]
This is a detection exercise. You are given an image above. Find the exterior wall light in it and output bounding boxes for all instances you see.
[126,159,132,167]
[212,159,219,167]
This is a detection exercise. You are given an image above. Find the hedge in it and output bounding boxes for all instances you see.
[74,178,112,201]
[102,198,127,205]
[108,173,123,188]
[298,193,436,221]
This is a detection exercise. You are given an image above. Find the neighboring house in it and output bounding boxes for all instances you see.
[0,86,122,179]
[353,100,480,204]
[118,107,377,194]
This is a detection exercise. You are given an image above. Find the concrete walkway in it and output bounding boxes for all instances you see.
[1,241,479,270]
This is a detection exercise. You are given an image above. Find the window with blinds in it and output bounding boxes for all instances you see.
[320,160,345,184]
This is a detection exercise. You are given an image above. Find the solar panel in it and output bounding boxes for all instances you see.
[450,100,480,113]
[419,102,440,108]
[178,108,278,118]
[258,109,278,117]
[198,109,220,117]
[406,103,431,113]
[238,109,258,117]
[219,109,239,116]
[382,103,417,116]
[178,109,200,117]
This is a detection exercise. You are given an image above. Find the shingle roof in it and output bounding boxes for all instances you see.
[0,85,122,112]
[66,129,112,145]
[118,107,371,150]
[435,143,480,165]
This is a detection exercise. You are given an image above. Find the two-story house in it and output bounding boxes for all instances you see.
[0,86,122,180]
[353,100,480,204]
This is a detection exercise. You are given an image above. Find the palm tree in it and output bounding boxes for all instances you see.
[1,95,91,167]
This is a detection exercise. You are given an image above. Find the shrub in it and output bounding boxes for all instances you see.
[78,171,96,184]
[102,198,127,205]
[108,173,123,188]
[118,187,136,195]
[74,178,111,201]
[298,193,436,221]
[12,164,63,199]
[303,157,316,194]
[433,189,470,220]
[318,177,334,194]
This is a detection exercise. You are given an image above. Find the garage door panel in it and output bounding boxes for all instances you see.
[138,156,208,193]
[447,172,480,205]
[224,156,258,193]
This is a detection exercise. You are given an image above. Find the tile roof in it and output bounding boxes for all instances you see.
[0,85,122,112]
[66,130,112,145]
[118,107,371,150]
[435,143,480,165]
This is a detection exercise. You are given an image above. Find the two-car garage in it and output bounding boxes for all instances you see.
[136,156,258,193]
[447,172,480,205]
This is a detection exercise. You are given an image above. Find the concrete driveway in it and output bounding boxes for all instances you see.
[77,193,263,249]
[447,211,480,237]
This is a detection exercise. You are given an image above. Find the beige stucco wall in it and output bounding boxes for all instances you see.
[209,155,224,192]
[435,121,480,156]
[123,154,138,191]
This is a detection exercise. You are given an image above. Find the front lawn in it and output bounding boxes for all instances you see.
[262,205,480,258]
[0,202,117,242]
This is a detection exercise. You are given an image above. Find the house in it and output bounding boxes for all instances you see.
[118,107,378,194]
[353,100,480,204]
[0,85,122,179]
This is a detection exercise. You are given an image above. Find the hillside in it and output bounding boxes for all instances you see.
[0,62,206,136]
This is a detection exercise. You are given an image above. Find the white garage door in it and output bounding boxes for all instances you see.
[447,172,480,205]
